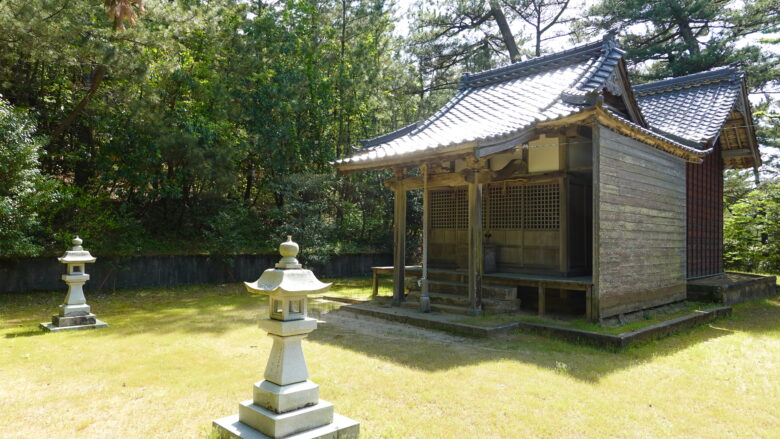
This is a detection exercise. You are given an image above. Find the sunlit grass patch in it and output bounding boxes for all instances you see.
[1,279,779,438]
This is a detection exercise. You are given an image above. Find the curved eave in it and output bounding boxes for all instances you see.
[593,107,710,163]
[336,105,709,175]
[244,269,332,296]
[735,81,762,169]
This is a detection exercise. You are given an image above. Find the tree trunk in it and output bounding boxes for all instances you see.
[51,64,107,140]
[243,161,254,201]
[535,14,542,57]
[668,2,700,55]
[489,1,521,62]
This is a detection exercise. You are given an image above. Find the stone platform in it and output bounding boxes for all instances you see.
[336,300,732,349]
[688,272,778,304]
[213,411,359,439]
[40,318,108,332]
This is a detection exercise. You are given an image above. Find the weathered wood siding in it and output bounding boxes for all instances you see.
[594,126,687,318]
[686,145,723,278]
[430,229,468,269]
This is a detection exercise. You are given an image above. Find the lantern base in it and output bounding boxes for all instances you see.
[60,303,92,316]
[52,312,96,327]
[212,412,359,439]
[253,380,320,414]
[40,317,108,332]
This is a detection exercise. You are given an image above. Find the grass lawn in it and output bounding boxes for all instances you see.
[1,278,779,438]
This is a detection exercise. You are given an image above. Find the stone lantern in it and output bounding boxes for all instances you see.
[213,236,360,439]
[40,236,108,332]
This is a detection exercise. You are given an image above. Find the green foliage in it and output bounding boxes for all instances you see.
[1,0,775,263]
[587,0,780,88]
[0,98,58,256]
[724,182,780,272]
[0,0,412,257]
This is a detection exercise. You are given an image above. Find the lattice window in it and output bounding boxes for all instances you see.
[484,183,523,229]
[524,183,559,230]
[483,182,559,230]
[430,187,467,229]
[432,182,559,230]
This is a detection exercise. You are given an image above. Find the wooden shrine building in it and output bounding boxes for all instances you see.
[334,35,760,322]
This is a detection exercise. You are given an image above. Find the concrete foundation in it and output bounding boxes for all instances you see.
[40,319,108,332]
[688,272,778,304]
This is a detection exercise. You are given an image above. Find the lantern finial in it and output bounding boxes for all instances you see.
[275,235,302,269]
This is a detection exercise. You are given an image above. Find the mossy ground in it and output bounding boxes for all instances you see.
[2,278,779,438]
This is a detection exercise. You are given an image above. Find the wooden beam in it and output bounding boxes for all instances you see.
[467,172,484,316]
[721,148,753,158]
[386,171,467,191]
[591,122,601,322]
[559,175,568,274]
[475,128,536,158]
[420,164,431,312]
[392,169,407,306]
[390,168,575,192]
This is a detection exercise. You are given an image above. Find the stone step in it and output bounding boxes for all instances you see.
[238,399,334,438]
[400,299,472,315]
[406,291,521,314]
[414,279,517,300]
[408,290,471,306]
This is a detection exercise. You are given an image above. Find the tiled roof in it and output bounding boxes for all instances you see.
[338,35,625,167]
[633,66,744,147]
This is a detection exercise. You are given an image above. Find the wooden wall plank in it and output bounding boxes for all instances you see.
[596,126,687,319]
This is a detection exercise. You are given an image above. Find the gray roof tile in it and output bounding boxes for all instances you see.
[337,37,742,168]
[338,36,623,166]
[633,66,744,147]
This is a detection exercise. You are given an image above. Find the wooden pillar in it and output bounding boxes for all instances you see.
[467,178,483,316]
[585,285,593,321]
[591,121,601,322]
[559,176,568,275]
[420,164,431,312]
[392,185,406,306]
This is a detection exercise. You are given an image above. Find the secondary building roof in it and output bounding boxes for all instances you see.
[634,66,760,168]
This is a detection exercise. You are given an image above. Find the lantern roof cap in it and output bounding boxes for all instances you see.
[58,236,97,264]
[244,237,331,296]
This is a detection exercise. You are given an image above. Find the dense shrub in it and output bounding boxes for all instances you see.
[0,98,58,256]
[724,182,780,273]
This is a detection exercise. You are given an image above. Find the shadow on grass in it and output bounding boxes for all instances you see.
[718,296,780,335]
[4,329,47,338]
[2,282,778,383]
[306,306,742,382]
[306,294,780,382]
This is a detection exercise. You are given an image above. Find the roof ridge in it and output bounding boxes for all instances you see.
[359,120,421,148]
[560,38,625,105]
[461,34,615,89]
[633,65,742,96]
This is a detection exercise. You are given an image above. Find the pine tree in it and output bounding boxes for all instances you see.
[587,0,780,88]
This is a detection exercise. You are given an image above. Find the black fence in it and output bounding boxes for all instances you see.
[0,253,392,294]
